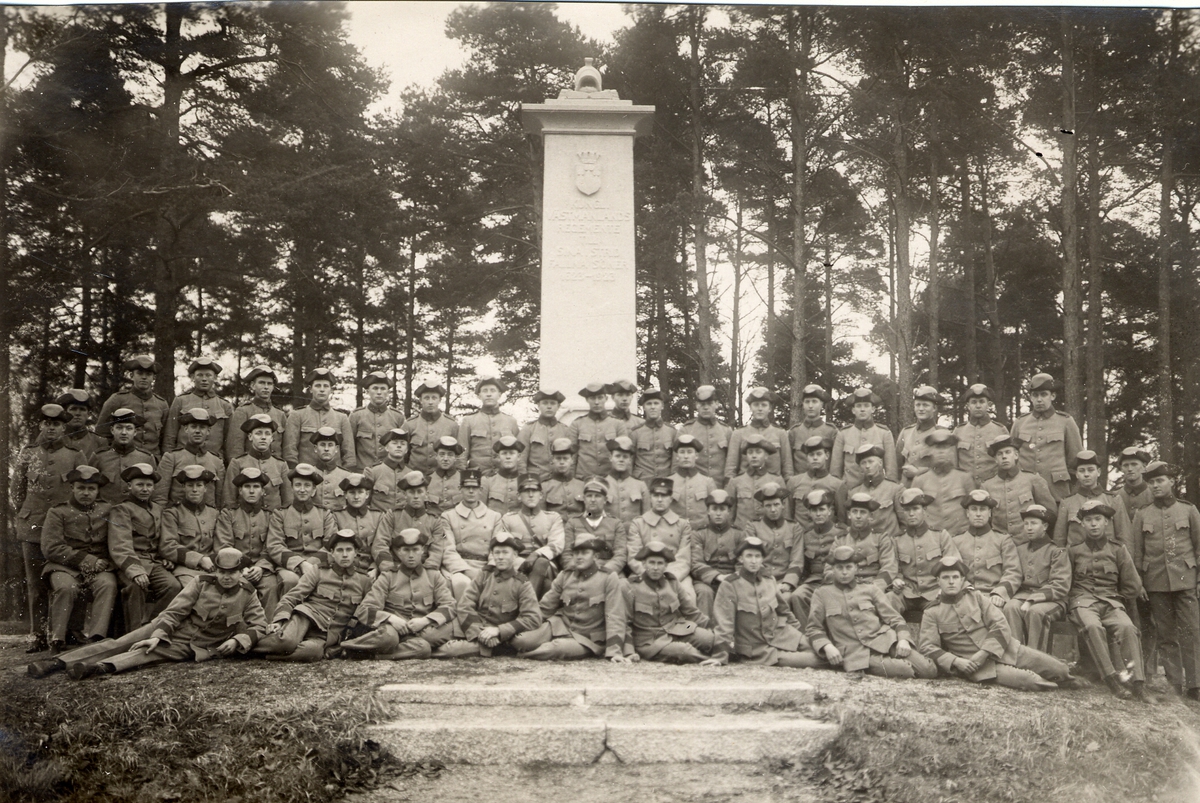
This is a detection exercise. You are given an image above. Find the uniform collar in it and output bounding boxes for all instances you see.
[575,564,598,580]
[1084,534,1109,549]
[68,498,97,512]
[608,470,630,481]
[309,401,331,412]
[749,419,770,430]
[643,509,679,526]
[737,567,763,583]
[399,563,425,577]
[184,444,206,456]
[239,501,264,514]
[434,467,457,478]
[537,415,559,426]
[331,563,358,578]
[248,447,272,459]
[853,420,875,431]
[674,467,698,478]
[1026,535,1053,551]
[492,567,517,580]
[587,411,608,422]
[904,523,929,538]
[189,388,216,399]
[346,505,370,518]
[1154,495,1176,509]
[252,399,274,410]
[862,474,884,489]
[968,525,993,537]
[644,418,664,429]
[808,468,829,479]
[496,468,519,479]
[382,457,406,470]
[454,502,489,519]
[292,500,315,514]
[111,442,135,455]
[1078,486,1104,498]
[182,500,207,513]
[315,459,338,472]
[802,416,826,428]
[706,522,733,534]
[420,411,442,422]
[1032,409,1056,420]
[368,402,389,414]
[642,574,667,589]
[997,467,1020,480]
[967,414,992,427]
[130,388,153,401]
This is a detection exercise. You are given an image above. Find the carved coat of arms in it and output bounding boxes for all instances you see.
[575,151,602,196]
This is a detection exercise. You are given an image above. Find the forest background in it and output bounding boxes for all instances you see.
[0,2,1198,619]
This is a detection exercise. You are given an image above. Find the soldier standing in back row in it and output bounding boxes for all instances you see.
[284,368,356,470]
[164,357,233,459]
[96,355,168,457]
[608,379,644,431]
[58,389,104,462]
[225,366,286,461]
[459,377,520,473]
[348,371,406,469]
[1009,373,1083,502]
[570,382,629,479]
[725,387,793,481]
[519,389,570,481]
[831,388,898,487]
[94,408,157,505]
[402,381,461,476]
[896,386,943,484]
[787,385,838,478]
[631,388,676,481]
[953,384,1009,483]
[677,385,731,487]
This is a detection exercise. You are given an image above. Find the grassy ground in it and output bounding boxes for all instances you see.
[2,632,1199,803]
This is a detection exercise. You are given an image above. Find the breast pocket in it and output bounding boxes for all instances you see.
[634,600,655,614]
[409,431,427,449]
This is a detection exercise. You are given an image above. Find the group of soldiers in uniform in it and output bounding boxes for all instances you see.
[16,356,1198,703]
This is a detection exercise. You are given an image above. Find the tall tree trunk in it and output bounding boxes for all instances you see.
[764,205,777,382]
[405,239,416,417]
[655,257,669,394]
[443,320,455,415]
[1084,78,1105,470]
[1158,139,1174,464]
[961,161,978,383]
[687,6,716,385]
[354,260,366,409]
[1060,10,1084,423]
[892,95,914,429]
[730,195,743,407]
[980,161,1003,406]
[787,8,812,424]
[0,7,14,618]
[824,242,833,378]
[928,141,941,388]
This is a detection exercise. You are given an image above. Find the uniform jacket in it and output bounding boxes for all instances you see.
[800,522,846,582]
[541,474,584,516]
[668,470,717,532]
[274,563,372,633]
[41,498,113,575]
[332,506,384,572]
[1118,482,1154,517]
[690,523,743,586]
[1010,410,1083,497]
[265,502,336,572]
[830,528,899,586]
[787,471,844,532]
[894,525,960,601]
[97,389,168,456]
[427,468,463,512]
[12,442,86,541]
[710,568,806,664]
[482,469,521,514]
[1132,498,1200,593]
[610,409,644,431]
[283,404,356,470]
[841,475,903,539]
[570,413,630,479]
[787,419,838,478]
[912,467,975,535]
[108,498,166,582]
[831,423,898,487]
[806,580,911,671]
[562,513,627,574]
[625,573,707,657]
[746,518,805,588]
[441,502,503,562]
[312,462,352,512]
[1012,536,1070,605]
[727,469,785,531]
[223,451,290,510]
[631,420,677,481]
[604,472,648,524]
[498,509,566,562]
[896,422,940,477]
[348,404,406,468]
[65,428,104,463]
[356,564,456,628]
[951,528,1022,599]
[981,469,1058,539]
[518,418,572,481]
[215,503,273,571]
[373,506,459,573]
[1067,534,1142,611]
[159,502,219,570]
[402,412,461,476]
[953,419,1009,483]
[677,418,731,482]
[154,446,225,508]
[458,409,520,473]
[1054,488,1133,553]
[150,574,267,656]
[725,422,793,480]
[225,401,286,461]
[363,458,408,512]
[539,564,626,658]
[164,390,233,457]
[918,587,1011,679]
[457,566,541,641]
[626,509,693,580]
[95,444,157,505]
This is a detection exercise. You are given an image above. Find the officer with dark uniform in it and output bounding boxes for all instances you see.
[348,371,406,469]
[459,376,520,473]
[677,385,731,486]
[518,389,570,481]
[570,382,630,479]
[787,385,838,477]
[96,355,168,457]
[284,368,356,470]
[108,462,181,629]
[1009,373,1083,502]
[402,380,461,476]
[225,365,286,461]
[953,384,1009,483]
[164,357,233,459]
[631,387,676,481]
[831,388,898,487]
[725,386,793,481]
[94,408,157,505]
[154,408,226,508]
[58,389,104,462]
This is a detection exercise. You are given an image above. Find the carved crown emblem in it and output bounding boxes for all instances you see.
[575,151,602,196]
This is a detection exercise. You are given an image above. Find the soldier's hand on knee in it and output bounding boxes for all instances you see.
[1020,600,1032,613]
[266,622,283,636]
[133,574,151,592]
[215,638,238,656]
[892,577,906,591]
[243,566,263,583]
[823,645,844,666]
[409,616,429,633]
[95,559,112,573]
[387,615,409,635]
[894,639,911,658]
[479,626,501,646]
[133,637,161,653]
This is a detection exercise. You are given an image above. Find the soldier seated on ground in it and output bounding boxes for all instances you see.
[625,540,714,664]
[701,537,821,668]
[512,537,629,662]
[918,556,1077,692]
[434,532,542,658]
[341,528,457,660]
[806,545,938,679]
[74,547,267,678]
[1002,504,1069,652]
[253,530,372,662]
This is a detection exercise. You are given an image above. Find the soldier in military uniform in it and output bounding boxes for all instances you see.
[791,489,846,624]
[363,428,411,512]
[896,386,943,483]
[96,355,168,456]
[1132,461,1200,699]
[310,427,353,512]
[512,537,630,662]
[402,380,461,475]
[842,444,902,539]
[603,435,649,524]
[700,537,821,667]
[348,371,406,469]
[952,490,1022,609]
[154,408,225,508]
[1054,450,1132,552]
[570,382,630,479]
[807,545,938,679]
[426,436,465,513]
[1002,505,1069,652]
[1068,499,1148,700]
[1117,446,1155,516]
[787,385,838,478]
[458,376,519,473]
[254,530,373,662]
[911,430,975,536]
[372,471,468,604]
[283,368,356,470]
[608,379,644,431]
[481,436,524,513]
[787,437,844,533]
[562,479,628,575]
[831,493,899,593]
[160,465,221,583]
[918,557,1075,691]
[953,384,1009,483]
[631,387,676,481]
[108,463,181,629]
[441,468,503,581]
[626,478,695,608]
[981,436,1058,540]
[225,365,285,460]
[216,467,294,619]
[624,540,714,663]
[81,547,268,677]
[13,404,86,652]
[725,386,793,481]
[332,474,383,574]
[541,438,584,517]
[164,357,233,458]
[434,532,543,658]
[41,466,118,651]
[223,414,290,510]
[726,434,784,531]
[1009,373,1083,502]
[265,464,337,581]
[678,385,731,486]
[744,483,804,614]
[830,388,898,487]
[518,389,570,481]
[496,475,564,599]
[690,489,741,620]
[891,488,960,615]
[94,408,157,505]
[667,434,716,532]
[58,389,104,462]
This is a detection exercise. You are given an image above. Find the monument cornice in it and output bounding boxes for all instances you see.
[521,102,655,138]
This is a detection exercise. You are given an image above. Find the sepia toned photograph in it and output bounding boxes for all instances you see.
[0,2,1199,801]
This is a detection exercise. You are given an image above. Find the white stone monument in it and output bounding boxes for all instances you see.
[522,60,653,419]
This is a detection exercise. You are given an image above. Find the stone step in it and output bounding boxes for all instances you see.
[368,705,837,765]
[377,680,816,708]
